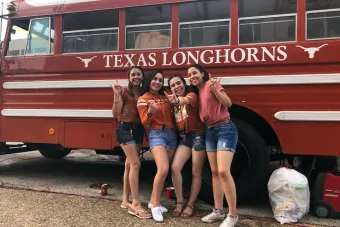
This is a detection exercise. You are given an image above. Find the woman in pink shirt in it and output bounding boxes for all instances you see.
[187,64,238,227]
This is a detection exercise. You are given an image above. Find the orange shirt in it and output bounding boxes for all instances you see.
[137,92,176,130]
[118,87,140,123]
[174,92,205,134]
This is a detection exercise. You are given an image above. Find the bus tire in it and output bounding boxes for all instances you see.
[198,118,269,205]
[39,148,72,159]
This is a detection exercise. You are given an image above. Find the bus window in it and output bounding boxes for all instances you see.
[125,5,171,50]
[306,1,340,40]
[179,0,230,48]
[26,18,54,55]
[62,10,119,53]
[239,0,296,44]
[6,19,30,56]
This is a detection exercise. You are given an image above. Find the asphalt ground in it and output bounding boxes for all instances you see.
[0,149,339,227]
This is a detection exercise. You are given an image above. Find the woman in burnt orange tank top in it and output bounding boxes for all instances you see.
[165,74,206,218]
[111,66,151,219]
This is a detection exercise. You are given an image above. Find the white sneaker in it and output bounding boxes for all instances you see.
[202,209,226,223]
[220,214,239,227]
[151,207,164,222]
[148,202,168,213]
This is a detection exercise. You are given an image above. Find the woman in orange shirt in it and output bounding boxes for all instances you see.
[166,74,206,218]
[137,69,177,222]
[111,66,151,219]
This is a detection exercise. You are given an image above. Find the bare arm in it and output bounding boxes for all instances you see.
[178,92,198,106]
[212,90,232,108]
[112,94,123,118]
[177,96,191,105]
[110,82,124,118]
[209,75,232,108]
[165,91,191,106]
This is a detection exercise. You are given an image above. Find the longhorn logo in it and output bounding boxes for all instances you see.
[295,44,328,59]
[76,56,97,68]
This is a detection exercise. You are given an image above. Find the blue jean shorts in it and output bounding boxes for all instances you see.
[116,122,144,146]
[148,128,178,151]
[206,121,238,152]
[179,131,206,151]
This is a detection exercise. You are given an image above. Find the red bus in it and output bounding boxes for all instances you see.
[1,0,340,204]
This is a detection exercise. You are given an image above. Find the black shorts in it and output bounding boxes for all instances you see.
[116,122,144,146]
[179,131,206,151]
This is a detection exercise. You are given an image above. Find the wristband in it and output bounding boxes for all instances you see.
[176,97,180,104]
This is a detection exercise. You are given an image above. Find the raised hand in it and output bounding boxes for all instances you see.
[148,100,159,114]
[110,80,123,96]
[164,90,179,105]
[209,73,221,93]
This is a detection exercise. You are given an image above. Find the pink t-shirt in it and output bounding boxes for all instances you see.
[199,81,230,125]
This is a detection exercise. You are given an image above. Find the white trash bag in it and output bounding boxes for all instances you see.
[267,167,310,224]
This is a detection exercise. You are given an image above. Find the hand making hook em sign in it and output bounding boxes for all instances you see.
[109,80,123,96]
[164,90,179,105]
[209,73,221,93]
[148,100,159,115]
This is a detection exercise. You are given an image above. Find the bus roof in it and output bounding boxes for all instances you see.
[11,0,196,18]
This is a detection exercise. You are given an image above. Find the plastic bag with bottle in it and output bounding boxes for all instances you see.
[267,167,310,224]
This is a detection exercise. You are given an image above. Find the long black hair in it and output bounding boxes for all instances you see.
[127,65,145,96]
[188,63,209,83]
[141,69,165,95]
[167,73,200,95]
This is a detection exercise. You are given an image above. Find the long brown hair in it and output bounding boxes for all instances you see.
[127,65,145,96]
[188,63,209,82]
[141,69,165,95]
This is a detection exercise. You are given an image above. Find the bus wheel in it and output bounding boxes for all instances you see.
[198,118,269,205]
[38,147,72,159]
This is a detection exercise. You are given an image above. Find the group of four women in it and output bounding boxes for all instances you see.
[111,64,239,227]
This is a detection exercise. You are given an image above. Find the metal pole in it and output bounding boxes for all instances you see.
[0,0,3,41]
[0,0,3,59]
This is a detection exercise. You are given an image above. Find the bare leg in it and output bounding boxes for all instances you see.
[168,148,176,163]
[121,143,144,211]
[149,146,169,207]
[171,145,191,214]
[182,149,206,216]
[122,158,131,207]
[217,151,237,216]
[165,148,176,187]
[207,152,224,210]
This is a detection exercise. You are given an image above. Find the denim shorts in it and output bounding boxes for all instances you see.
[116,122,144,146]
[206,121,238,152]
[179,131,206,151]
[148,128,178,150]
